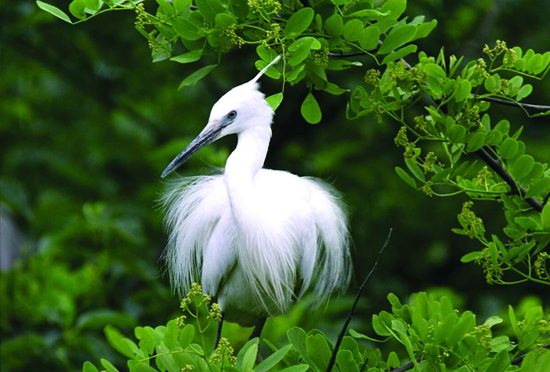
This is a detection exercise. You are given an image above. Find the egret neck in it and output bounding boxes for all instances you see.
[224,125,272,215]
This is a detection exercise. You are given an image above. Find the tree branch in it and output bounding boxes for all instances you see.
[475,148,543,212]
[326,229,392,372]
[478,96,550,113]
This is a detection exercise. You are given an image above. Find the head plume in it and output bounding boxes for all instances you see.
[249,55,282,84]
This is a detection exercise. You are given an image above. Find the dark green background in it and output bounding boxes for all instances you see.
[1,0,549,370]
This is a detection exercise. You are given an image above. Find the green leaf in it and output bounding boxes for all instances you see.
[414,19,438,39]
[336,350,359,372]
[284,8,314,39]
[378,25,417,54]
[349,329,387,343]
[178,324,194,349]
[163,320,178,350]
[486,350,510,372]
[101,359,119,372]
[173,0,192,15]
[380,0,407,20]
[69,0,86,20]
[215,13,237,28]
[178,65,217,90]
[358,26,380,50]
[447,311,475,346]
[517,84,533,101]
[461,251,483,263]
[301,93,322,124]
[448,125,466,143]
[231,0,249,20]
[454,79,471,102]
[511,154,534,179]
[255,60,281,79]
[278,366,310,372]
[237,338,259,369]
[242,344,258,370]
[104,325,136,359]
[255,345,292,372]
[83,361,99,372]
[287,328,315,367]
[256,45,278,62]
[526,177,550,198]
[196,0,223,22]
[324,14,344,36]
[170,49,203,64]
[288,37,321,66]
[405,159,425,182]
[172,17,202,40]
[266,93,284,111]
[36,1,72,23]
[499,137,518,159]
[542,203,550,231]
[381,45,417,65]
[306,334,331,371]
[343,19,363,42]
[467,131,485,152]
[424,63,446,80]
[395,167,417,188]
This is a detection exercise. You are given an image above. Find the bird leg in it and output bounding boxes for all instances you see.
[249,317,267,340]
[214,313,224,349]
[249,317,267,363]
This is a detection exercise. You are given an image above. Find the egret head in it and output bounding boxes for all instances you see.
[161,56,281,178]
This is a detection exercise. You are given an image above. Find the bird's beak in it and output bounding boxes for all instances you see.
[161,120,227,178]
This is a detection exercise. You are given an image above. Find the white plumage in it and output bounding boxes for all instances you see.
[161,57,351,327]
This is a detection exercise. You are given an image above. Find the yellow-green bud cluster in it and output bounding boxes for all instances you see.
[222,25,245,48]
[423,152,438,172]
[475,248,503,285]
[460,202,485,239]
[466,325,492,352]
[208,303,222,321]
[314,50,329,67]
[464,105,482,128]
[414,116,429,133]
[135,3,151,28]
[534,252,549,280]
[475,58,490,79]
[364,69,381,87]
[210,337,237,365]
[266,23,281,40]
[421,181,435,197]
[248,0,282,15]
[147,30,160,52]
[483,40,511,61]
[181,364,195,372]
[176,315,187,328]
[474,166,493,187]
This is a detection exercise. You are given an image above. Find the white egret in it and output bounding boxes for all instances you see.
[161,56,351,342]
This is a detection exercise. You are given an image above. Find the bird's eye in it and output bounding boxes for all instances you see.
[227,110,237,120]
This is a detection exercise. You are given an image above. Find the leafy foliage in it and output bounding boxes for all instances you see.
[85,286,550,371]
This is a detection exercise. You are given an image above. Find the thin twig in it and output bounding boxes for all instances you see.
[390,357,421,372]
[326,229,393,372]
[511,344,550,365]
[476,148,543,212]
[478,96,550,112]
[329,51,374,58]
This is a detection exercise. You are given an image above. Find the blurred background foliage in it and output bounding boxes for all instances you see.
[1,0,549,370]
